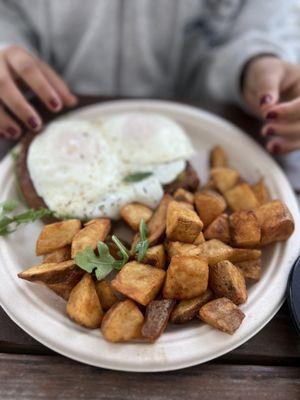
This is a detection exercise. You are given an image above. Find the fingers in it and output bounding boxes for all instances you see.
[263,97,300,123]
[7,52,63,112]
[0,59,42,131]
[0,105,22,140]
[266,137,300,155]
[39,60,77,107]
[261,121,300,140]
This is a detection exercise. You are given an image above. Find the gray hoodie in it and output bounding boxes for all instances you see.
[0,0,299,105]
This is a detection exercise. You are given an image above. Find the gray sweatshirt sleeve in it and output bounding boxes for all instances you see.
[0,0,36,53]
[206,0,299,105]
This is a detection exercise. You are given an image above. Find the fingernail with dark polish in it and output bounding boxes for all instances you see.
[266,127,276,136]
[260,94,272,106]
[7,127,19,138]
[28,117,38,129]
[266,111,277,120]
[272,144,281,154]
[49,98,61,109]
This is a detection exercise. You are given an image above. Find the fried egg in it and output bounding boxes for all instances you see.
[27,113,194,219]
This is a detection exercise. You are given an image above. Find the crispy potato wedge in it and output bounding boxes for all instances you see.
[202,179,216,191]
[194,190,226,227]
[143,244,166,269]
[229,211,261,248]
[165,241,199,259]
[210,146,228,168]
[254,200,294,245]
[147,194,173,245]
[229,248,261,263]
[170,289,214,324]
[120,203,153,231]
[141,299,176,342]
[166,201,203,243]
[101,299,144,342]
[204,213,230,243]
[199,297,245,334]
[43,246,71,264]
[111,261,166,306]
[163,255,209,300]
[236,259,261,282]
[66,273,103,328]
[193,232,205,245]
[209,260,247,305]
[95,280,119,311]
[211,167,240,193]
[196,239,234,266]
[19,260,78,284]
[251,179,270,205]
[224,183,259,212]
[173,188,195,204]
[36,219,81,256]
[71,219,111,258]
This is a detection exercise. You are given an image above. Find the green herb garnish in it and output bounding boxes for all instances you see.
[124,171,153,183]
[135,218,149,262]
[0,200,53,236]
[75,235,130,280]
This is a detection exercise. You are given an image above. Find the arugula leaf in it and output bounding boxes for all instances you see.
[74,236,130,280]
[111,235,130,270]
[135,218,149,262]
[0,200,53,236]
[124,171,153,183]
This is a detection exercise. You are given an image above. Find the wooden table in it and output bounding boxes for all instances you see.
[0,97,299,400]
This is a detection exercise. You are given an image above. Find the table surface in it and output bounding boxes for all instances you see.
[0,96,299,400]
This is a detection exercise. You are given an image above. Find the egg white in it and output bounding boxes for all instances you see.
[27,113,194,219]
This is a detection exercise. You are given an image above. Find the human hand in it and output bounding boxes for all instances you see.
[0,45,77,140]
[243,55,300,155]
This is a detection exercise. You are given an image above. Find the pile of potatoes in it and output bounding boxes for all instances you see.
[18,146,295,342]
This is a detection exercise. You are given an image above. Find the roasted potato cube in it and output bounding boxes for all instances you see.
[111,261,166,306]
[196,239,233,266]
[166,201,203,243]
[143,245,166,269]
[179,201,195,211]
[251,179,270,205]
[173,188,195,204]
[236,259,261,282]
[202,179,216,191]
[120,203,153,231]
[254,200,294,245]
[229,248,261,263]
[211,167,240,193]
[147,194,173,245]
[66,273,103,329]
[199,297,245,334]
[224,183,259,212]
[229,211,261,248]
[209,260,247,305]
[71,219,111,258]
[165,241,199,259]
[141,299,176,342]
[36,219,81,256]
[194,190,226,227]
[204,213,230,243]
[101,299,144,342]
[95,280,119,311]
[210,146,228,168]
[170,289,214,324]
[43,245,71,264]
[163,255,209,300]
[194,232,205,245]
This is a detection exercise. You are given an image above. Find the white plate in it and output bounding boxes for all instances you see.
[0,100,299,372]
